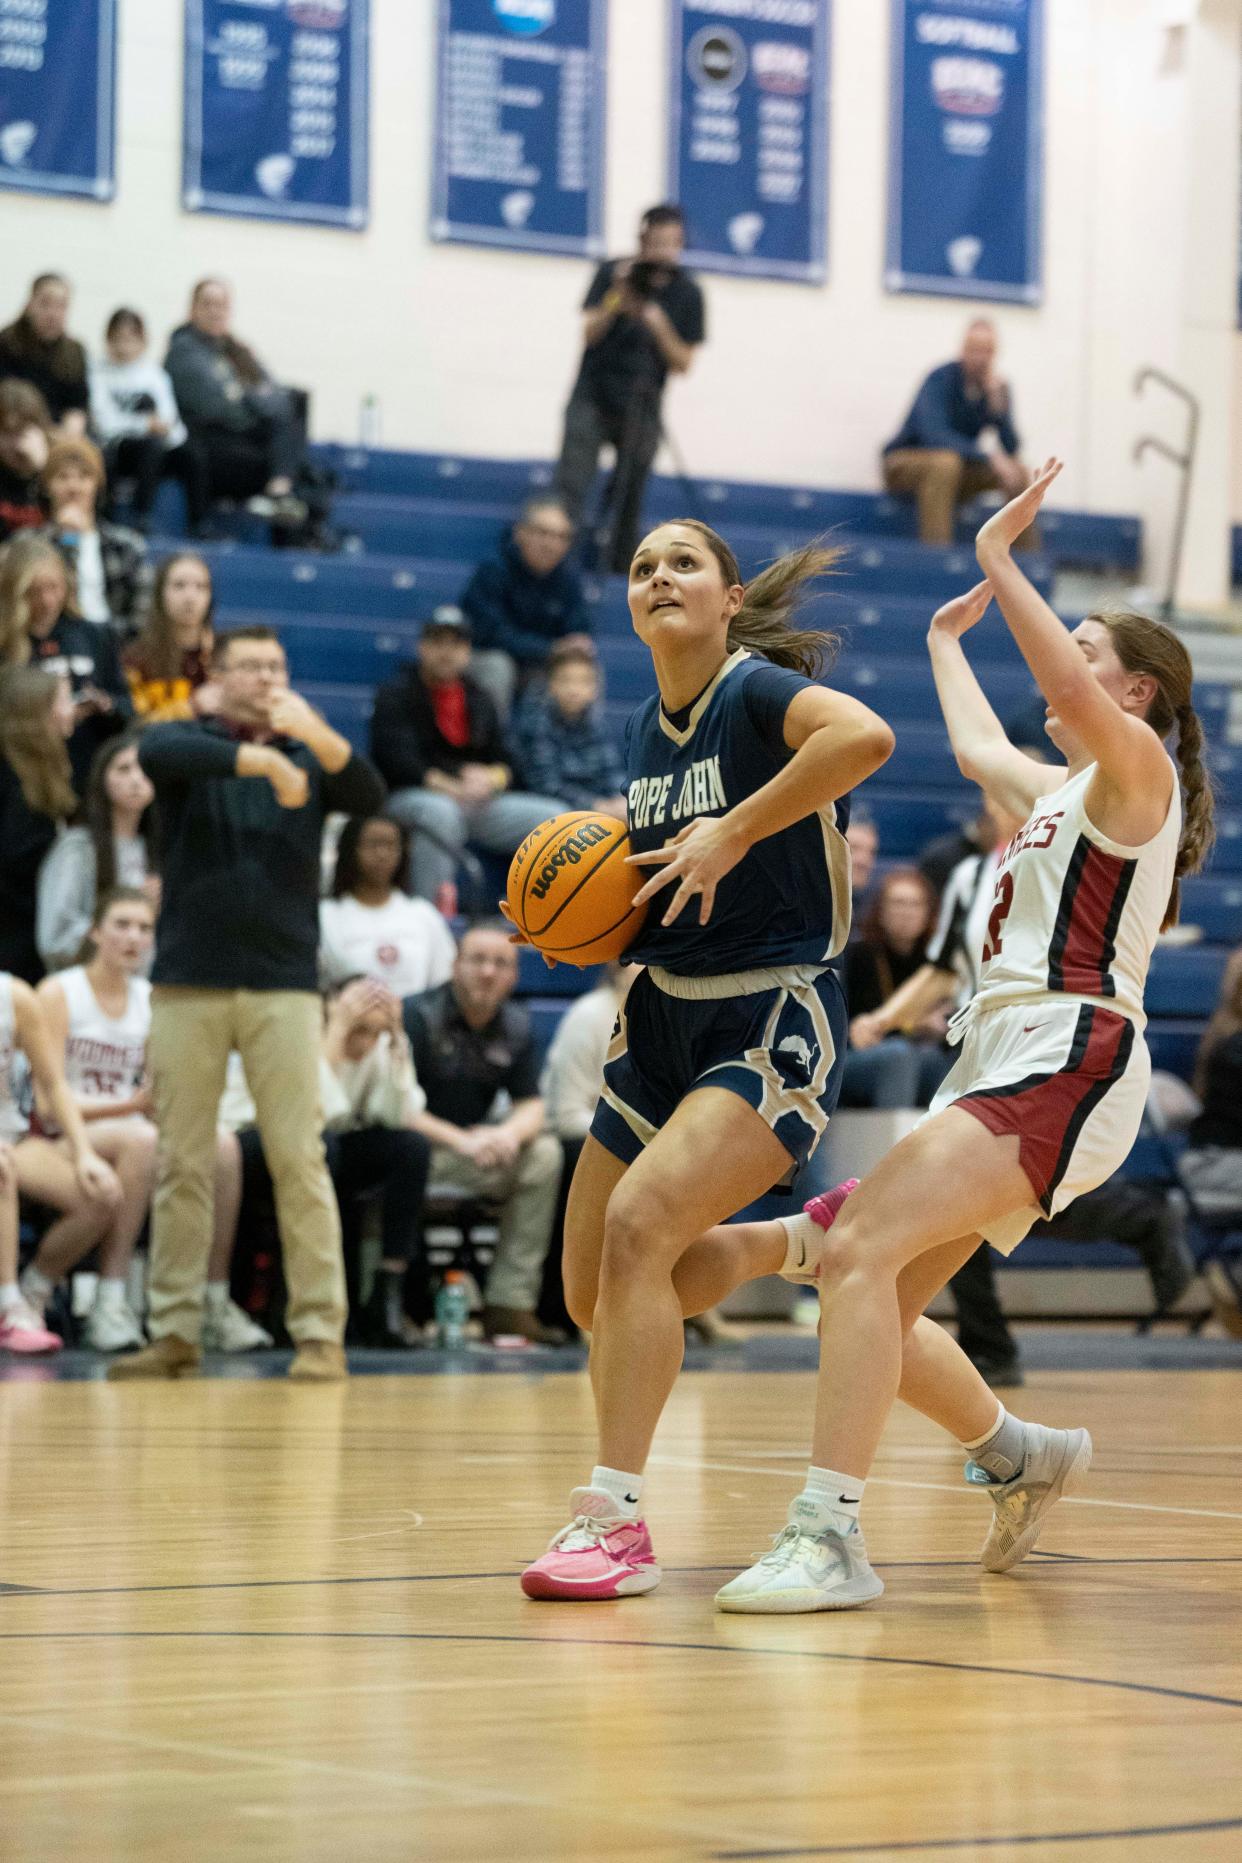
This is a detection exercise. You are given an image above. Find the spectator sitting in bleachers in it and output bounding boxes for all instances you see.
[0,274,89,438]
[370,606,562,903]
[844,809,879,920]
[0,380,52,543]
[225,978,430,1349]
[882,318,1033,547]
[37,731,159,974]
[1,535,132,793]
[511,641,627,820]
[165,279,320,543]
[42,437,150,634]
[123,553,220,722]
[0,666,78,983]
[90,309,210,537]
[0,966,120,1354]
[403,922,564,1346]
[840,867,945,1109]
[461,497,592,719]
[1181,949,1242,1216]
[320,814,457,999]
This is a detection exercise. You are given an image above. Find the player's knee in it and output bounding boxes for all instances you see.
[814,1210,872,1288]
[600,1182,673,1282]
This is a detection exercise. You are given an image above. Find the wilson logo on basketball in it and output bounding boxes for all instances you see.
[528,823,612,902]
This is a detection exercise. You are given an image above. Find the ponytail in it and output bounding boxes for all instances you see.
[1165,701,1216,930]
[660,519,842,679]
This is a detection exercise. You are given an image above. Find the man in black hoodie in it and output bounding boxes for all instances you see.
[110,625,385,1384]
[370,607,562,903]
[460,498,592,719]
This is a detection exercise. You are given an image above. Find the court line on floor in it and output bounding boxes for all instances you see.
[6,1551,1242,1603]
[710,1814,1242,1859]
[0,1630,1238,1715]
[649,1453,1242,1523]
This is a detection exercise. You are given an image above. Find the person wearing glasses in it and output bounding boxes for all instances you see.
[459,497,593,721]
[110,625,385,1384]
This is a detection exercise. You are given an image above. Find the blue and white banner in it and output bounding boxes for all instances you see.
[0,0,116,200]
[886,0,1043,304]
[669,0,829,283]
[184,1,369,228]
[431,0,606,257]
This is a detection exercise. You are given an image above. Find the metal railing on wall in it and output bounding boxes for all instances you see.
[1133,366,1200,621]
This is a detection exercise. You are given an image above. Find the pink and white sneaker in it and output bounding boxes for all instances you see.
[0,1299,63,1356]
[521,1488,662,1600]
[779,1179,859,1283]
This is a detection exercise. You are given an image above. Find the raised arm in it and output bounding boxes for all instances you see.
[975,459,1173,809]
[927,580,1059,822]
[140,722,310,809]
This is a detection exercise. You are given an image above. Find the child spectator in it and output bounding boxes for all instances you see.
[37,730,159,973]
[1,534,132,791]
[0,665,77,982]
[90,309,210,536]
[42,436,151,633]
[0,274,89,436]
[0,380,51,542]
[123,553,220,722]
[511,642,627,817]
[460,498,591,719]
[0,966,120,1353]
[320,814,457,999]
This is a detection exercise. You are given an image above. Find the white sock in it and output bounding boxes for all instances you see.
[20,1263,53,1303]
[0,1282,22,1312]
[961,1404,1028,1481]
[961,1402,1006,1452]
[586,1465,643,1520]
[205,1282,230,1310]
[94,1277,128,1309]
[777,1211,822,1278]
[791,1465,866,1537]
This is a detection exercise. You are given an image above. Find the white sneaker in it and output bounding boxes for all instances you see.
[201,1298,274,1353]
[969,1423,1093,1573]
[716,1512,885,1614]
[84,1299,147,1354]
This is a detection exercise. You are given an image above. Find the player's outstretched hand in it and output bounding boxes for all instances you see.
[628,816,748,928]
[976,455,1062,564]
[497,899,558,969]
[929,578,993,641]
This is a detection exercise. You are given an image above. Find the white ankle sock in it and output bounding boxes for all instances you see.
[0,1282,22,1312]
[587,1465,643,1520]
[961,1402,1006,1452]
[792,1465,866,1537]
[777,1211,821,1277]
[94,1277,128,1308]
[962,1404,1028,1481]
[205,1282,230,1310]
[20,1264,53,1303]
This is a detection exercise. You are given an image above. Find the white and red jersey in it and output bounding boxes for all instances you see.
[58,967,150,1111]
[971,759,1180,1029]
[0,973,25,1142]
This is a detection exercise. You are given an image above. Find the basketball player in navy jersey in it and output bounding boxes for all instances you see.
[520,520,894,1600]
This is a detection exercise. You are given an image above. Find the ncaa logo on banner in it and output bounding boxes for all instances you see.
[931,57,1004,116]
[493,0,555,34]
[688,25,748,93]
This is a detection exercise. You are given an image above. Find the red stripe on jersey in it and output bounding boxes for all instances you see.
[954,1006,1134,1214]
[1046,837,1136,998]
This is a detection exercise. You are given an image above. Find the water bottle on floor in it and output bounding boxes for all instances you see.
[435,1272,471,1349]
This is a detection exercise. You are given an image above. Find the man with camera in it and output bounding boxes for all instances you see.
[554,205,706,575]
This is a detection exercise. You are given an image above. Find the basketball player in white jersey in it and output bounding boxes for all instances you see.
[716,458,1216,1611]
[23,888,251,1352]
[0,972,121,1353]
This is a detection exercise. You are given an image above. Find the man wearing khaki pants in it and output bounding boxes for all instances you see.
[111,625,384,1381]
[882,319,1035,547]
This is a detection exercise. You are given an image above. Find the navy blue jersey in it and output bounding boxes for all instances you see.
[624,649,852,975]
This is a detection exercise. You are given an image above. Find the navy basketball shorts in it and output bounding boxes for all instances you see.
[589,963,848,1171]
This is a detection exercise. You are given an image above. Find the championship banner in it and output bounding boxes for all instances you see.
[886,0,1043,303]
[432,0,607,257]
[0,0,116,201]
[183,0,370,228]
[668,0,829,283]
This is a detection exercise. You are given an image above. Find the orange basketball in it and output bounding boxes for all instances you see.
[507,810,647,967]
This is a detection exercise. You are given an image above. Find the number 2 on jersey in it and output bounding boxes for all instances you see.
[982,870,1015,964]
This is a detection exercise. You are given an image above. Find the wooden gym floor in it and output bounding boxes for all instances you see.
[0,1347,1239,1861]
